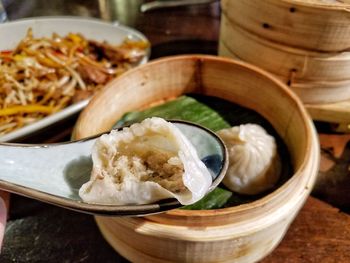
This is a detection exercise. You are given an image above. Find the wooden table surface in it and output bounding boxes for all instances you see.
[1,1,350,262]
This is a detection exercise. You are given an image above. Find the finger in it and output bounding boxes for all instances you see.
[0,196,7,249]
[0,191,10,210]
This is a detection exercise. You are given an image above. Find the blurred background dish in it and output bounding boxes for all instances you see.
[0,0,7,22]
[0,16,149,142]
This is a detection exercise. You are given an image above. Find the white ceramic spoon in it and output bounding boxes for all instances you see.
[0,120,228,216]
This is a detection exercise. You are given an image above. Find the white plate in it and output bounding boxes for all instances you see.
[0,16,150,142]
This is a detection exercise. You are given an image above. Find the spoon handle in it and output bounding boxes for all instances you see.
[0,139,96,198]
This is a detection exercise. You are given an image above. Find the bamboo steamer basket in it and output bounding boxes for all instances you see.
[220,14,350,82]
[221,0,350,52]
[219,40,350,104]
[74,55,320,263]
[219,14,350,104]
[278,77,350,105]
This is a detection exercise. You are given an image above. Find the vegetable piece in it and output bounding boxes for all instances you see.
[0,105,54,116]
[181,188,232,210]
[115,96,231,131]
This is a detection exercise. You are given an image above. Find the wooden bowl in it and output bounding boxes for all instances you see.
[221,0,350,52]
[74,55,320,263]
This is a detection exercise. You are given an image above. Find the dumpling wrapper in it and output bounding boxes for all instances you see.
[217,124,281,195]
[79,117,212,205]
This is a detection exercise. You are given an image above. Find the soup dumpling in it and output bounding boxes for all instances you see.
[217,124,281,195]
[79,117,212,205]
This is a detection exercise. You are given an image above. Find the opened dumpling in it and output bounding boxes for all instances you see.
[79,117,212,205]
[217,124,281,195]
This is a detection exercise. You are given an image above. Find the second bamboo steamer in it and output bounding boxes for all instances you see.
[221,0,350,52]
[219,0,350,104]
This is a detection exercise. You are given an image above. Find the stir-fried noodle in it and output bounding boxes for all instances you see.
[0,28,148,136]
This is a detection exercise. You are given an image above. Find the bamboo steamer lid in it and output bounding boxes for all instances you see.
[74,55,320,262]
[221,0,350,52]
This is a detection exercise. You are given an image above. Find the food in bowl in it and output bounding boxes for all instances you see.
[79,117,212,205]
[113,95,291,210]
[217,124,281,195]
[0,28,148,136]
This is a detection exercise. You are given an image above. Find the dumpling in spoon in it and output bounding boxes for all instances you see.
[217,124,281,195]
[79,117,212,205]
